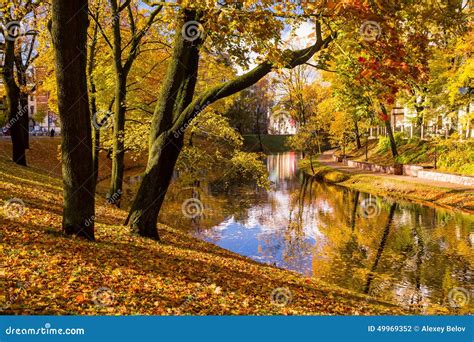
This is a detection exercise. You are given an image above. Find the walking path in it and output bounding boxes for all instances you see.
[318,150,474,190]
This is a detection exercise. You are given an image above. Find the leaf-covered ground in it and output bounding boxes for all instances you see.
[1,140,405,315]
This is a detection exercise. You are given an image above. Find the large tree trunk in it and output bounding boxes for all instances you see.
[19,93,30,149]
[127,133,184,239]
[51,0,95,240]
[381,104,398,157]
[126,9,201,239]
[15,59,30,150]
[2,38,27,166]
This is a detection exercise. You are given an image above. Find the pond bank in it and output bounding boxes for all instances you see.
[300,151,474,214]
[0,155,402,315]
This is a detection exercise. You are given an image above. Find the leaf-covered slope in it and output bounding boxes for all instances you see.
[1,156,403,315]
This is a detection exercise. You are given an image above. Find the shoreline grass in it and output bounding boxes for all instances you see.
[300,157,474,215]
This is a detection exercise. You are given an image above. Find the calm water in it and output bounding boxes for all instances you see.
[126,152,474,312]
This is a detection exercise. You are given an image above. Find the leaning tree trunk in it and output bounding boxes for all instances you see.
[381,104,398,157]
[51,0,95,240]
[2,38,27,166]
[109,75,126,205]
[127,133,185,239]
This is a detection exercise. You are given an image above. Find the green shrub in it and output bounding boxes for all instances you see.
[436,140,474,176]
[377,133,405,153]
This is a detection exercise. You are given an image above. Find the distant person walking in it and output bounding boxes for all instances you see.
[50,128,55,138]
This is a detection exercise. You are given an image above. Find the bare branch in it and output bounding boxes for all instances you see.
[88,9,113,50]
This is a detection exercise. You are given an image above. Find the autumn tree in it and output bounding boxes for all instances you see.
[286,74,332,165]
[124,1,339,239]
[88,0,163,205]
[50,0,95,240]
[325,0,442,157]
[421,3,472,138]
[0,0,42,165]
[225,79,273,150]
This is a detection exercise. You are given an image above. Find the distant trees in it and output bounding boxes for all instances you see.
[322,0,471,157]
[1,1,41,165]
[50,0,95,239]
[225,79,272,149]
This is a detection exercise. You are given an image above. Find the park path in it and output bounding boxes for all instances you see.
[318,150,474,190]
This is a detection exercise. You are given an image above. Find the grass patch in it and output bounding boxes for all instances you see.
[340,175,474,213]
[343,137,474,176]
[299,155,474,214]
[299,158,349,183]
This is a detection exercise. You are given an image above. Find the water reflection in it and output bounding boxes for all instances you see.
[165,152,473,313]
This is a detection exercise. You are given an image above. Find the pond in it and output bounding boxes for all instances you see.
[119,152,474,313]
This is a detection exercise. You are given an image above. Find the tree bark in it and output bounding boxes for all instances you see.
[19,93,30,149]
[109,74,127,205]
[51,0,95,240]
[2,38,27,166]
[107,1,163,206]
[15,56,30,150]
[109,0,126,205]
[87,16,100,187]
[127,18,335,239]
[126,9,202,239]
